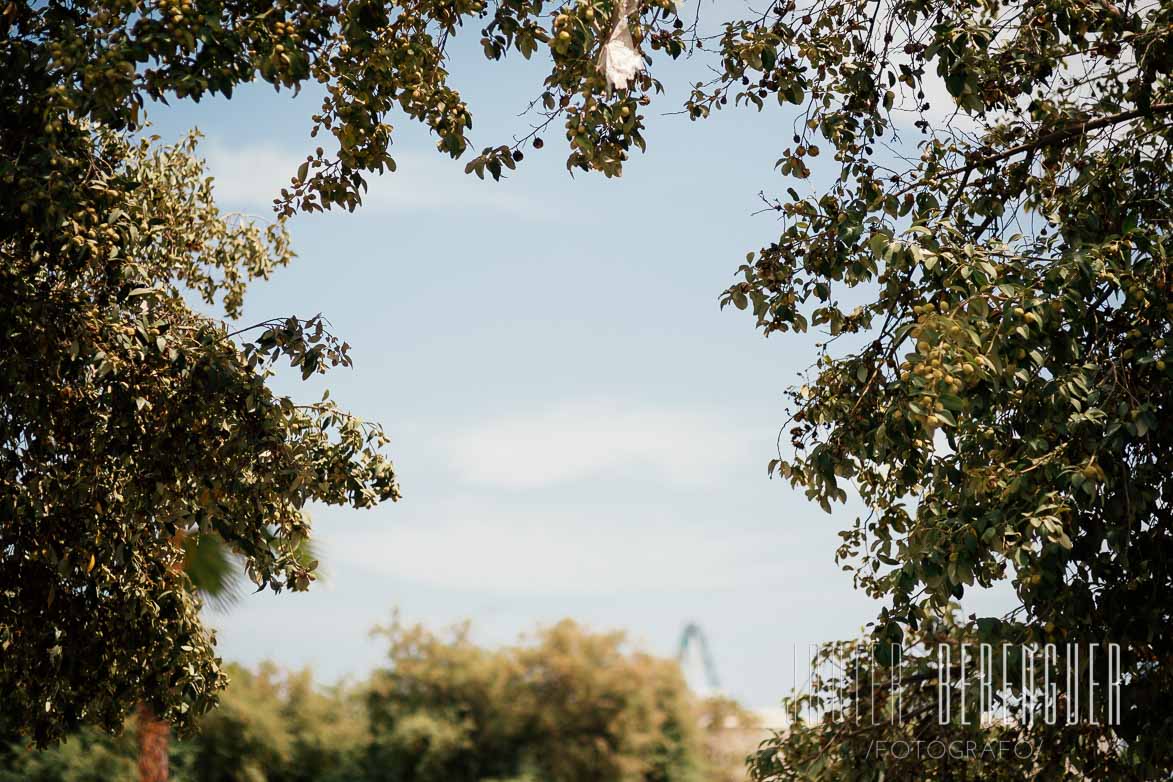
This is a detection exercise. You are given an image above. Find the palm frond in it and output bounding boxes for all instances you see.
[182,533,245,610]
[182,531,325,612]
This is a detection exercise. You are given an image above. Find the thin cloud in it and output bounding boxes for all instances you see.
[441,398,753,490]
[201,140,555,220]
[327,508,784,594]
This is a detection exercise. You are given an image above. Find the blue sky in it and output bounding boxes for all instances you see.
[146,34,1011,707]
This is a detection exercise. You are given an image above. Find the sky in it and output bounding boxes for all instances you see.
[144,26,1012,708]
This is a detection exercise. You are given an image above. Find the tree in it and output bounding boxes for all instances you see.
[1,123,398,744]
[363,618,703,782]
[701,0,1173,776]
[170,661,371,782]
[1,0,641,743]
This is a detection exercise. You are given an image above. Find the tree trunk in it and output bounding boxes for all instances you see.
[137,702,170,782]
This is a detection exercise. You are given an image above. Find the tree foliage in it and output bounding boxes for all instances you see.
[1,621,723,782]
[364,618,703,782]
[5,0,1173,770]
[2,56,399,751]
[172,662,371,782]
[0,662,374,782]
[701,0,1173,775]
[748,615,1145,780]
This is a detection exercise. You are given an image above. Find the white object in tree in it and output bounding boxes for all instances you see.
[597,0,643,90]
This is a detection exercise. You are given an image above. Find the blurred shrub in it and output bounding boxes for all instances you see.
[364,618,702,782]
[1,619,742,782]
[170,662,368,782]
[0,726,137,782]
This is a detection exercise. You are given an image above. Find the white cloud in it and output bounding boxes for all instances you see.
[327,508,782,593]
[441,398,752,490]
[202,141,553,219]
[314,399,795,594]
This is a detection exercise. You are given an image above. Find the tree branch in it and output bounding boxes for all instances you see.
[942,102,1173,178]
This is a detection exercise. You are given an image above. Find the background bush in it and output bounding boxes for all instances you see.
[1,619,755,782]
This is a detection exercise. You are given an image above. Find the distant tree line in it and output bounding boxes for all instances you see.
[0,619,759,782]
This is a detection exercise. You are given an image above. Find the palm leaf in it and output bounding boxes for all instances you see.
[182,533,245,611]
[182,532,324,611]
